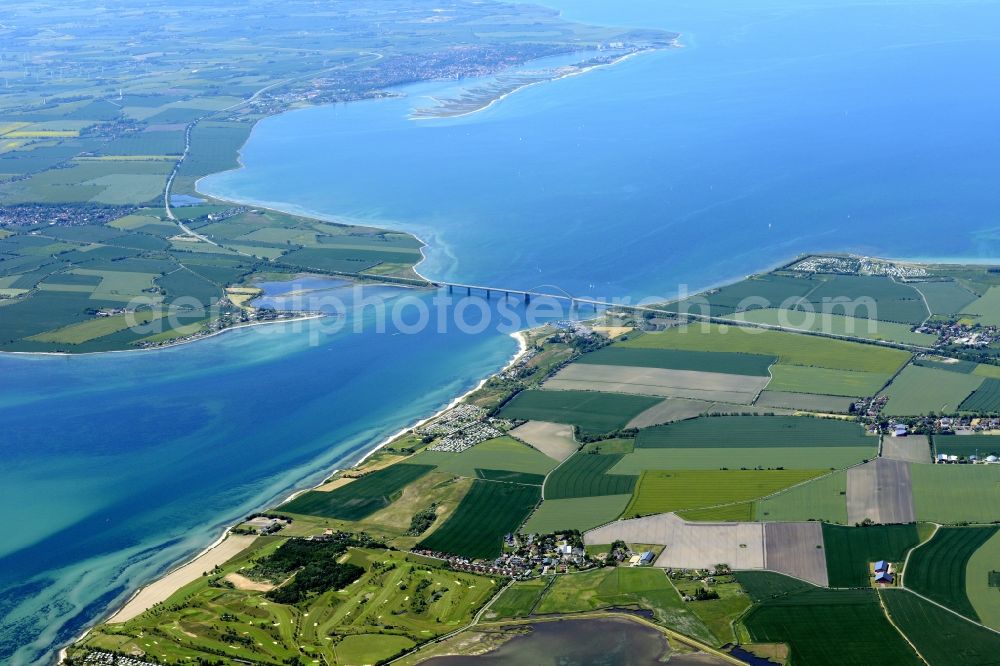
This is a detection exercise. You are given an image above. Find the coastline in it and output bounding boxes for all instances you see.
[274,327,526,507]
[409,48,660,122]
[62,328,529,660]
[48,37,940,661]
[0,312,327,359]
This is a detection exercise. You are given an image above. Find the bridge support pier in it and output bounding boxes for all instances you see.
[466,287,471,296]
[486,289,491,299]
[525,293,531,305]
[447,285,453,294]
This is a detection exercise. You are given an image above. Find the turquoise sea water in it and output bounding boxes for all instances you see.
[4,0,1000,662]
[0,283,527,664]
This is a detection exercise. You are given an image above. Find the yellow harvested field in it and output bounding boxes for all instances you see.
[315,477,356,492]
[593,325,633,338]
[0,122,30,136]
[7,130,79,138]
[225,287,262,308]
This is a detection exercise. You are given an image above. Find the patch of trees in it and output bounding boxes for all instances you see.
[246,533,381,604]
[576,428,638,443]
[406,504,438,536]
[266,559,363,604]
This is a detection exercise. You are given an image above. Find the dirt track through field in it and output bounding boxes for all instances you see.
[543,364,767,404]
[847,458,915,524]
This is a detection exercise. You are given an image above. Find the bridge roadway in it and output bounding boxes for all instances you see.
[428,280,936,353]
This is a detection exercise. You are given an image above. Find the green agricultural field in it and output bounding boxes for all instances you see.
[0,291,128,346]
[73,268,160,301]
[576,346,775,376]
[734,571,818,603]
[882,588,1000,666]
[735,308,937,346]
[417,480,539,559]
[27,311,164,344]
[822,523,921,588]
[912,357,979,374]
[962,286,1000,326]
[280,464,435,520]
[881,364,984,416]
[623,469,825,518]
[801,274,930,324]
[523,494,632,533]
[755,470,849,523]
[671,577,751,645]
[488,577,550,619]
[71,545,497,666]
[621,323,911,374]
[410,436,557,479]
[667,273,815,315]
[966,528,1000,630]
[754,390,856,413]
[974,364,1000,379]
[909,464,1000,524]
[543,452,637,499]
[904,526,999,622]
[932,435,1000,459]
[611,446,871,474]
[960,378,1000,412]
[913,280,979,316]
[534,567,716,644]
[499,389,661,435]
[740,588,921,665]
[635,415,872,448]
[767,365,890,397]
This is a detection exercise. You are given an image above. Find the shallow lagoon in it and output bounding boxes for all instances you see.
[422,617,726,665]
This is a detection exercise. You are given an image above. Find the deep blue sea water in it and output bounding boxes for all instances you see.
[4,0,1000,662]
[202,0,1000,301]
